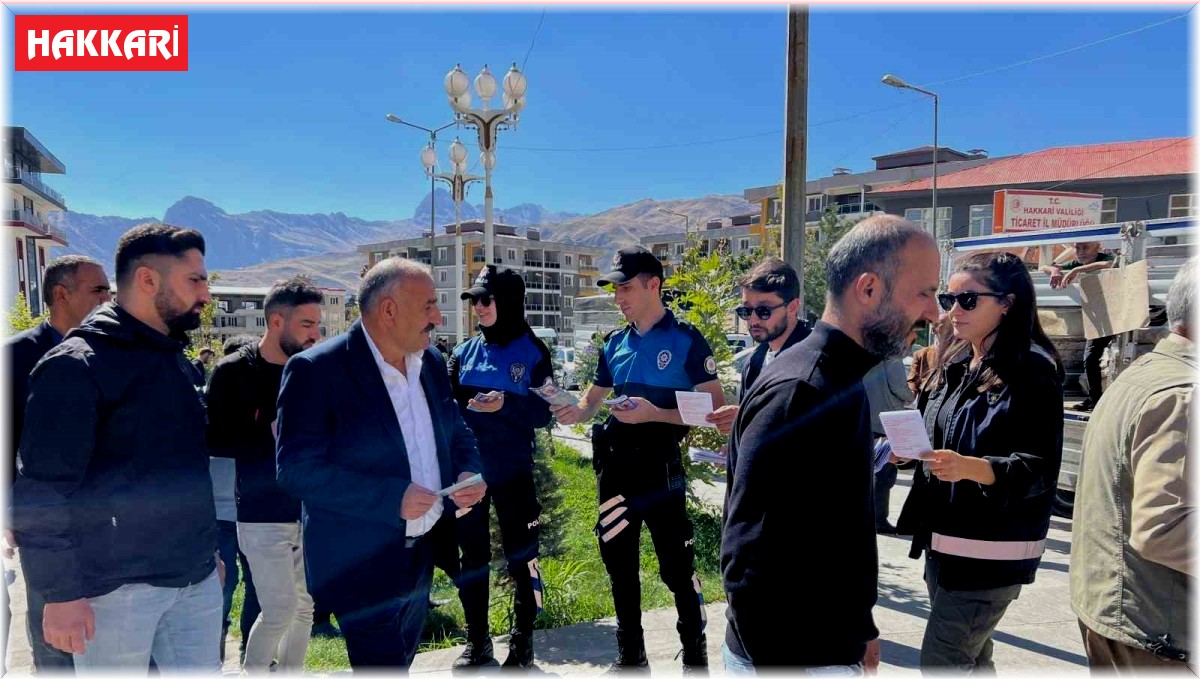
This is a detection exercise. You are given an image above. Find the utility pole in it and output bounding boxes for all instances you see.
[782,5,808,316]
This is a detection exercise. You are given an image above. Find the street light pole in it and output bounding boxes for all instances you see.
[881,74,940,239]
[657,208,691,242]
[432,138,483,343]
[445,63,527,268]
[385,114,456,272]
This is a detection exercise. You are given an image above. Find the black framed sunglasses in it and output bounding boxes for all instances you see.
[937,291,1007,312]
[471,294,493,308]
[734,303,786,320]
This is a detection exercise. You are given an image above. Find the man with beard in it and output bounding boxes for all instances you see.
[206,277,323,672]
[13,224,222,671]
[721,215,940,673]
[706,257,808,435]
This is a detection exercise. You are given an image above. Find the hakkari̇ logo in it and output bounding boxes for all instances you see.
[15,15,188,71]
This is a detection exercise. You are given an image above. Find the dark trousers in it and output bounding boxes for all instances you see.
[595,480,702,642]
[1084,335,1115,402]
[920,557,1021,673]
[334,534,436,669]
[21,552,75,672]
[1077,620,1188,672]
[874,463,898,527]
[442,473,542,642]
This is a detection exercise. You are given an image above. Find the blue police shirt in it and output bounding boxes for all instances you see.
[595,309,718,443]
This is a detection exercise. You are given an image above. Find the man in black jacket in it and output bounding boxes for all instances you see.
[207,276,323,672]
[721,215,940,671]
[706,257,808,435]
[13,224,221,671]
[5,255,110,673]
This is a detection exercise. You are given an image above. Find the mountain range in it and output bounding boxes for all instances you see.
[55,192,755,290]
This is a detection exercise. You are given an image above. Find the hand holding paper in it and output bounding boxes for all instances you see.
[878,410,935,461]
[676,391,716,429]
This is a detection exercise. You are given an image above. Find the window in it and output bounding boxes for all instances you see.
[508,248,517,261]
[565,254,573,266]
[440,292,448,305]
[218,300,230,313]
[242,300,257,310]
[439,270,448,283]
[565,275,574,287]
[806,195,823,213]
[968,205,993,237]
[1101,197,1119,223]
[904,206,952,236]
[1169,194,1196,218]
[674,243,685,256]
[255,318,265,328]
[739,238,752,251]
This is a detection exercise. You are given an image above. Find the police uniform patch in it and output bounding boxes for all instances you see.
[510,363,527,383]
[657,350,672,370]
[704,356,717,375]
[987,391,1001,406]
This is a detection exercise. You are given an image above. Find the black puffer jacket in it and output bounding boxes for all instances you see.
[897,346,1064,591]
[12,303,217,602]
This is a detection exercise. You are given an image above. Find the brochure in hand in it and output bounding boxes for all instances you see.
[531,378,579,408]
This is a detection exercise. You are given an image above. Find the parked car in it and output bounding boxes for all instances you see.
[555,345,579,390]
[726,333,752,352]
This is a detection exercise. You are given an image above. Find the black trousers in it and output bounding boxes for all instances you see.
[874,462,898,527]
[594,465,703,642]
[440,472,543,641]
[1084,335,1115,402]
[334,534,436,669]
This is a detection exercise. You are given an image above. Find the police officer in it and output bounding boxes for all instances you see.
[446,265,553,670]
[553,247,725,673]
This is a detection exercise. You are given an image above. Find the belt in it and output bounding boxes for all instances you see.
[931,533,1045,561]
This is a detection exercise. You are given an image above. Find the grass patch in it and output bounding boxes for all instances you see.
[223,441,724,671]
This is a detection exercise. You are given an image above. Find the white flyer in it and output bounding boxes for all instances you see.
[878,410,935,460]
[675,391,716,429]
[438,473,484,498]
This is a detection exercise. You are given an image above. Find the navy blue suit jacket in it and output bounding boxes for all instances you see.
[275,320,481,611]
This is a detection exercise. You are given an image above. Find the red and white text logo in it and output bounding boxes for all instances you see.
[15,15,188,71]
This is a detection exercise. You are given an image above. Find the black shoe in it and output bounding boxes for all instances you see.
[311,621,342,638]
[677,632,708,675]
[453,638,496,670]
[501,632,535,669]
[1072,399,1096,412]
[876,521,898,535]
[606,631,649,673]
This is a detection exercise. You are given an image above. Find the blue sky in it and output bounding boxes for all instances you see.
[6,4,1193,221]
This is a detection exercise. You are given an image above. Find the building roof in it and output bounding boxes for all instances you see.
[6,127,67,174]
[872,137,1192,195]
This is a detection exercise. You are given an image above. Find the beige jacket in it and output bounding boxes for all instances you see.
[1070,332,1195,654]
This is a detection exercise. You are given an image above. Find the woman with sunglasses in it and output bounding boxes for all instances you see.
[445,265,554,670]
[896,252,1065,672]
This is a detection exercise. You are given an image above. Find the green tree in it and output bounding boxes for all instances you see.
[802,208,856,318]
[664,237,758,503]
[186,272,224,360]
[6,293,45,336]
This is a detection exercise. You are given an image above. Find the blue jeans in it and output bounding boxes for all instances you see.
[723,642,756,675]
[72,568,222,674]
[722,642,865,676]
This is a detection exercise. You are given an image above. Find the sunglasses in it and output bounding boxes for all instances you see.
[937,291,1007,312]
[734,303,786,320]
[471,295,493,308]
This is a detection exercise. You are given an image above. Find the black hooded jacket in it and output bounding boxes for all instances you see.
[12,303,217,603]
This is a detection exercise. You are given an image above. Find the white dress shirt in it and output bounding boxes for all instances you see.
[363,327,443,537]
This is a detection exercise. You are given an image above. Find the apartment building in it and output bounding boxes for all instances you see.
[358,220,607,347]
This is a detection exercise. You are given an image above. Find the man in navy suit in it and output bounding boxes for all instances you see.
[276,257,486,669]
[5,255,110,673]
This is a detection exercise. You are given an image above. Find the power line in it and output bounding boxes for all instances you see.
[1042,138,1191,191]
[522,7,548,73]
[921,7,1194,89]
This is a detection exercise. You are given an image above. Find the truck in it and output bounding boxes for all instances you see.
[943,216,1194,516]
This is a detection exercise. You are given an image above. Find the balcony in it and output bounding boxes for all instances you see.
[4,168,67,209]
[4,209,66,242]
[472,254,504,264]
[524,259,544,268]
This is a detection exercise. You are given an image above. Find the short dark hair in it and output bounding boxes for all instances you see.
[114,223,206,287]
[222,334,258,356]
[264,276,324,321]
[198,347,215,358]
[42,255,104,308]
[825,214,931,302]
[739,257,799,303]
